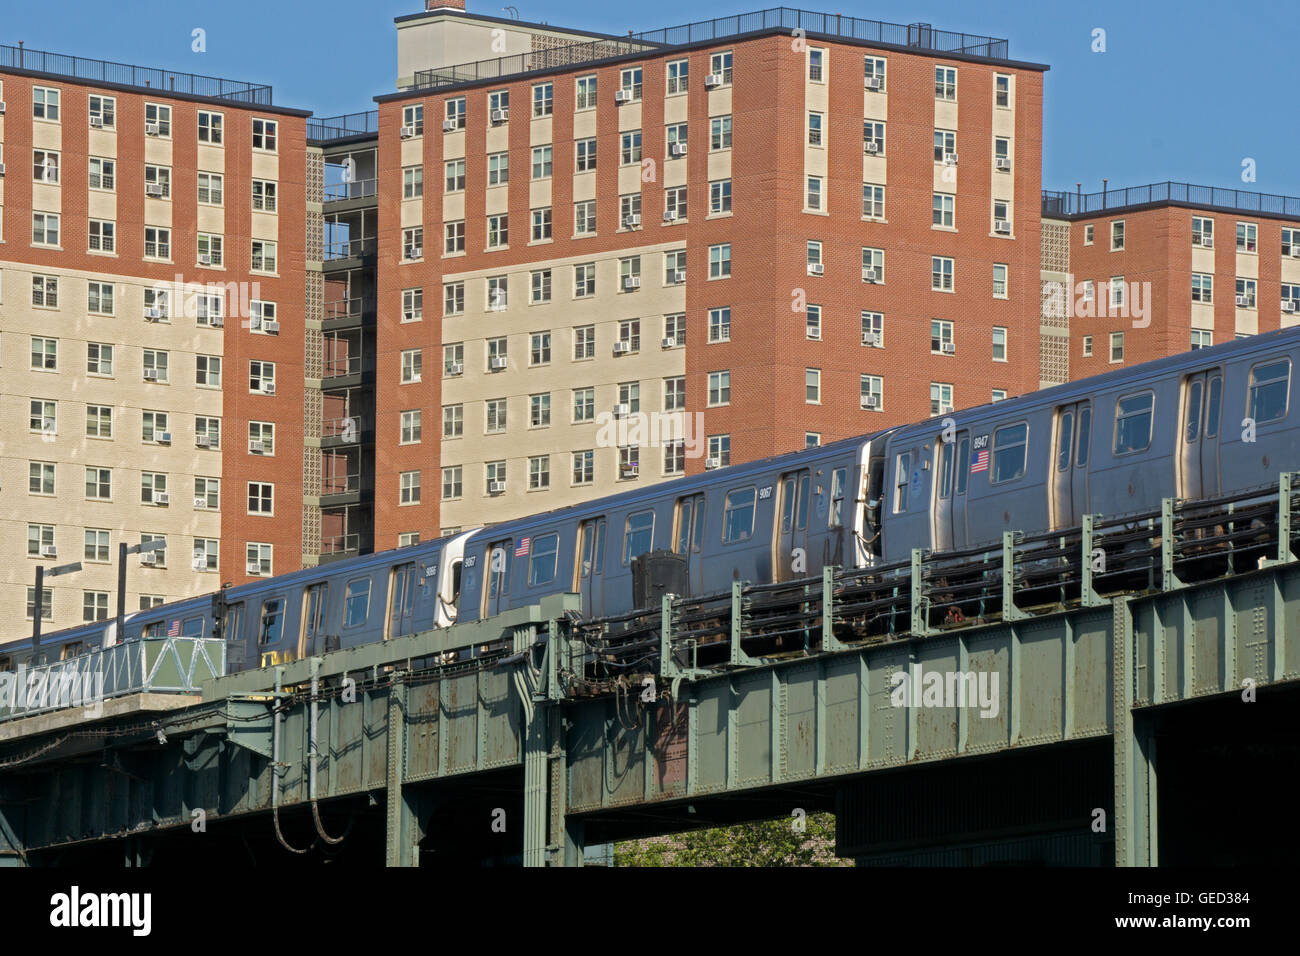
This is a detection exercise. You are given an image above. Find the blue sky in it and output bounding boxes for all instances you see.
[4,0,1296,195]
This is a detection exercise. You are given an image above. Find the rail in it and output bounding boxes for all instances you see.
[322,415,364,440]
[308,110,379,142]
[321,472,363,496]
[324,296,372,320]
[324,179,378,202]
[322,353,362,379]
[320,533,361,555]
[1043,182,1300,220]
[323,237,377,261]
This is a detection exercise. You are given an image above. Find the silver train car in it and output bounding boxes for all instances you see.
[4,327,1296,672]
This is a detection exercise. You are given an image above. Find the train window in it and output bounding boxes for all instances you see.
[142,621,166,638]
[938,441,954,498]
[991,423,1028,483]
[796,473,810,530]
[528,533,560,586]
[955,438,970,495]
[624,512,655,563]
[1113,391,1154,455]
[1185,380,1203,442]
[0,656,11,672]
[1205,376,1222,439]
[893,452,911,512]
[223,603,245,656]
[344,578,371,628]
[1248,359,1290,425]
[181,617,204,638]
[259,598,285,646]
[829,468,847,528]
[1076,407,1092,466]
[61,642,84,660]
[722,487,756,543]
[1057,412,1074,471]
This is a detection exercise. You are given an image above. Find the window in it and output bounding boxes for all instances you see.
[527,533,559,586]
[486,275,508,311]
[933,130,956,163]
[400,471,421,505]
[574,326,596,359]
[862,311,884,347]
[30,399,56,435]
[864,56,887,90]
[710,179,732,215]
[1283,284,1300,311]
[246,481,274,514]
[575,138,597,173]
[1191,329,1213,350]
[529,331,551,365]
[667,58,689,94]
[141,472,169,506]
[82,591,109,623]
[993,201,1011,231]
[623,511,654,563]
[993,264,1009,298]
[442,466,463,500]
[620,257,642,291]
[665,314,686,347]
[1236,278,1258,309]
[575,201,596,236]
[445,221,465,254]
[87,342,114,376]
[931,256,954,291]
[484,461,507,494]
[443,343,465,376]
[932,193,954,228]
[399,410,422,445]
[84,528,111,563]
[487,337,508,370]
[805,368,821,403]
[251,118,277,151]
[1237,222,1257,253]
[1110,332,1125,363]
[806,177,823,211]
[620,194,642,228]
[32,213,60,247]
[532,145,553,179]
[441,403,465,439]
[1109,277,1126,310]
[723,489,756,543]
[143,349,169,383]
[1114,392,1154,454]
[531,208,552,242]
[249,421,275,455]
[27,588,53,622]
[1193,217,1214,248]
[86,405,112,439]
[401,349,423,384]
[27,524,55,558]
[993,327,1008,362]
[32,275,59,308]
[403,165,423,199]
[808,48,825,82]
[251,240,277,273]
[576,75,597,110]
[860,375,883,411]
[195,477,221,510]
[248,545,273,578]
[249,360,275,394]
[863,183,885,219]
[485,398,507,434]
[806,434,821,448]
[30,336,57,371]
[1111,220,1125,250]
[196,355,222,388]
[708,435,731,467]
[1192,273,1213,303]
[198,110,224,144]
[145,227,171,260]
[572,388,595,422]
[664,375,686,411]
[530,271,552,305]
[708,307,731,343]
[710,116,732,150]
[33,87,60,121]
[408,102,430,133]
[197,233,223,266]
[664,441,686,475]
[931,319,954,353]
[145,102,171,136]
[195,417,220,448]
[190,538,218,572]
[620,132,642,166]
[1084,224,1095,245]
[995,73,1011,107]
[709,244,732,279]
[1083,335,1094,358]
[935,66,957,100]
[572,451,594,485]
[85,467,112,500]
[805,304,821,340]
[487,214,509,249]
[530,393,552,428]
[487,90,510,119]
[142,410,169,444]
[89,157,115,190]
[618,381,641,414]
[862,247,884,282]
[807,112,823,146]
[528,456,551,491]
[618,318,641,352]
[991,423,1028,483]
[1248,359,1290,424]
[708,370,731,406]
[863,120,885,155]
[574,264,596,298]
[931,383,954,416]
[141,164,173,199]
[88,219,116,253]
[711,50,734,84]
[532,82,553,117]
[620,67,643,101]
[30,462,56,496]
[487,152,509,186]
[665,250,687,284]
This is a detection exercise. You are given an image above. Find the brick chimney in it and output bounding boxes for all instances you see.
[426,0,466,10]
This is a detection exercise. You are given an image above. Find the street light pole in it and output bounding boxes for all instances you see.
[116,541,129,646]
[31,564,45,652]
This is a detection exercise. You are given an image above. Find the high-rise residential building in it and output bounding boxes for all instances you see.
[1041,182,1300,380]
[0,46,311,631]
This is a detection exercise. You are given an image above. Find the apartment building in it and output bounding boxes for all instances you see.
[370,2,1048,546]
[0,48,310,633]
[1041,182,1300,381]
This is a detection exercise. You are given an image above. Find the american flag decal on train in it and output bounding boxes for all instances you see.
[515,537,530,557]
[971,449,990,473]
[167,620,181,637]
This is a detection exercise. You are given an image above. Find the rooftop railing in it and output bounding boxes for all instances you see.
[308,110,380,142]
[1,43,272,105]
[1044,182,1300,220]
[411,6,1009,91]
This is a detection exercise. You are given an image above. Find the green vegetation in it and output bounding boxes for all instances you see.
[614,812,849,867]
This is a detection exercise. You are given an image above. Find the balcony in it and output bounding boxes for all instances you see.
[319,533,362,561]
[322,296,374,331]
[320,471,365,507]
[322,415,372,448]
[323,237,377,264]
[324,179,378,203]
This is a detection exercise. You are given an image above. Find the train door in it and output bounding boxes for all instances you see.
[575,520,606,617]
[1179,369,1223,500]
[223,602,248,670]
[774,469,812,582]
[1051,401,1091,529]
[482,539,514,619]
[300,582,329,656]
[674,494,706,595]
[387,562,417,638]
[933,431,972,551]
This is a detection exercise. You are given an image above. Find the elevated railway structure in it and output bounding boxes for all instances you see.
[2,476,1298,866]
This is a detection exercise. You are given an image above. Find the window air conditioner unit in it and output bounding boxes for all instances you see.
[489,356,508,370]
[145,307,163,320]
[250,441,267,454]
[670,143,687,157]
[0,100,6,113]
[614,89,632,104]
[153,492,170,506]
[447,362,464,376]
[613,403,630,418]
[145,122,159,136]
[623,214,641,228]
[864,76,882,91]
[400,125,416,138]
[490,108,508,123]
[662,337,678,349]
[441,119,456,132]
[861,394,880,409]
[613,341,631,355]
[157,432,172,444]
[864,141,879,154]
[263,320,280,334]
[1290,247,1300,258]
[807,262,824,276]
[0,163,6,176]
[41,545,57,558]
[863,332,882,347]
[704,73,723,88]
[197,436,216,448]
[943,153,958,166]
[673,270,686,283]
[862,268,879,283]
[704,457,721,470]
[941,342,956,355]
[246,562,262,575]
[1284,301,1298,313]
[261,382,276,395]
[209,316,224,328]
[407,247,423,259]
[488,480,506,495]
[663,210,678,222]
[1236,295,1249,307]
[145,183,165,197]
[90,116,104,128]
[1201,238,1213,248]
[994,220,1011,234]
[996,157,1012,171]
[622,463,639,477]
[194,497,209,508]
[141,553,158,566]
[143,369,160,381]
[622,275,641,290]
[198,254,212,265]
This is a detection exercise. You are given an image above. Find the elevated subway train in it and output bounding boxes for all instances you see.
[5,327,1298,672]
